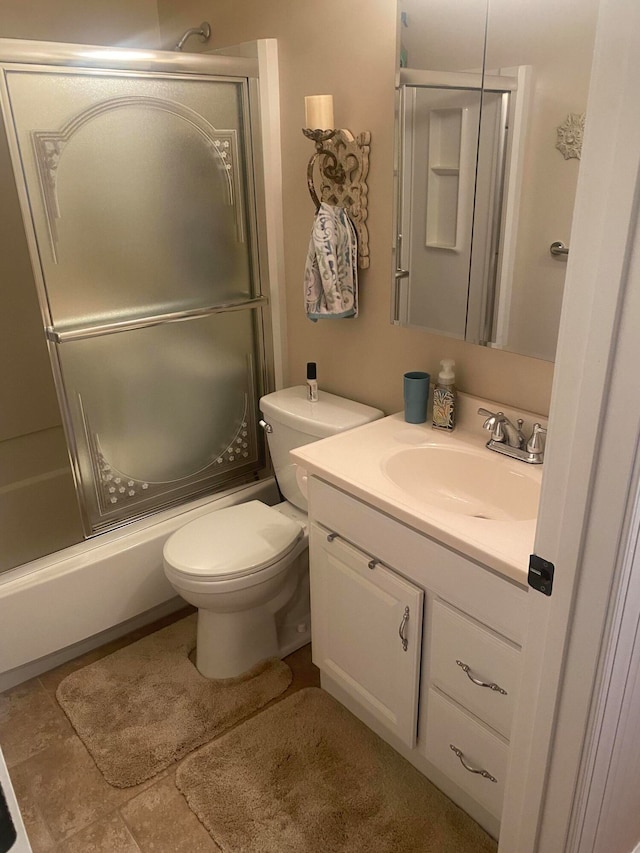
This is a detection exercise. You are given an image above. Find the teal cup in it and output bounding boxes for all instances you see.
[403,371,430,423]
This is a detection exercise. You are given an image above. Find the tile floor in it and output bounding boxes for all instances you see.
[0,607,320,852]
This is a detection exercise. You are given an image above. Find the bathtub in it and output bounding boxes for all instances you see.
[0,466,83,573]
[0,477,278,692]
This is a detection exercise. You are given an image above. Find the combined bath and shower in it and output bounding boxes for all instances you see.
[174,22,212,51]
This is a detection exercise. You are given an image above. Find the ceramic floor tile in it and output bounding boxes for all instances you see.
[125,606,195,643]
[0,679,74,767]
[283,642,320,692]
[8,733,163,843]
[121,773,220,853]
[10,769,56,853]
[54,811,142,853]
[6,620,314,852]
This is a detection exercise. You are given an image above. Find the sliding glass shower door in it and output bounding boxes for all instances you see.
[1,66,267,534]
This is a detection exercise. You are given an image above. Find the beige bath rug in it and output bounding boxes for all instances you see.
[56,615,292,788]
[176,687,497,853]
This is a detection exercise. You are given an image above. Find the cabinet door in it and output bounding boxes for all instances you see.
[310,522,424,748]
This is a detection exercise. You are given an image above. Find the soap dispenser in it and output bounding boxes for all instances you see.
[432,359,457,431]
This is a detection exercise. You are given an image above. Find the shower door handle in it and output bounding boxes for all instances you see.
[46,296,269,343]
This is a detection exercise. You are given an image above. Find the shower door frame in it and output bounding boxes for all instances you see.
[0,38,280,537]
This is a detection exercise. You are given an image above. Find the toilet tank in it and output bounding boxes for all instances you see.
[259,386,383,511]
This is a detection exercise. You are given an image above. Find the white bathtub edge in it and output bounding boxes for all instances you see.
[0,597,186,693]
[0,479,278,684]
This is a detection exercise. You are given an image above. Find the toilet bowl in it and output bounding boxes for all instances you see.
[164,499,308,679]
[163,386,383,679]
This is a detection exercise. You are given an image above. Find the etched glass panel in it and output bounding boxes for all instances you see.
[5,70,253,331]
[57,311,262,532]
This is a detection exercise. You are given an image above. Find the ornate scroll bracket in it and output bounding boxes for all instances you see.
[303,127,371,269]
[556,113,585,161]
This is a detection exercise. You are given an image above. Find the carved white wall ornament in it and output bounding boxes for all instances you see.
[556,113,585,161]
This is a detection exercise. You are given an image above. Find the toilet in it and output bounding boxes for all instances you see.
[163,386,383,679]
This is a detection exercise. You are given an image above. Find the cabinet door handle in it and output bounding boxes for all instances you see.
[456,660,507,695]
[449,744,498,783]
[398,606,410,651]
[325,532,380,571]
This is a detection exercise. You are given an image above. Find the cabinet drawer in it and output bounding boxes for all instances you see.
[423,688,508,820]
[429,600,520,738]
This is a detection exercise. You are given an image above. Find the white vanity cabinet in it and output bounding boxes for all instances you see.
[307,475,529,836]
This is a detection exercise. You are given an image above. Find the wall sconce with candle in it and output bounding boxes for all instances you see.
[302,94,371,269]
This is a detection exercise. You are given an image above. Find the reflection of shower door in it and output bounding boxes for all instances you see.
[1,67,266,534]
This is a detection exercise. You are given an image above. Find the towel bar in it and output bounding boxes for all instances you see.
[302,127,371,269]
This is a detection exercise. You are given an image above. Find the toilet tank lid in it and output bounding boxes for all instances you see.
[259,386,383,438]
[163,501,303,579]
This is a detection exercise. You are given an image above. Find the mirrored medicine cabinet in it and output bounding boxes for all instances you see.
[392,0,598,361]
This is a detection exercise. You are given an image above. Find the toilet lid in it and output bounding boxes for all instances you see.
[163,501,303,580]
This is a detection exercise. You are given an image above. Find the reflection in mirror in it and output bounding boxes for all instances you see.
[397,83,483,338]
[393,0,598,362]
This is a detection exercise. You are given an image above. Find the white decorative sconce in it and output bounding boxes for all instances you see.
[303,95,371,269]
[556,112,585,160]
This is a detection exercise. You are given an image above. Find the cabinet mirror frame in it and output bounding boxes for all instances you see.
[392,0,597,363]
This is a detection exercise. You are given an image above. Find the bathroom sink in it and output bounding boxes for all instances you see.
[383,445,540,521]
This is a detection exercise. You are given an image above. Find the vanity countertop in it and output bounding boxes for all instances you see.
[291,395,545,586]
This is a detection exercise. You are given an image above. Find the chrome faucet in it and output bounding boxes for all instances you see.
[478,408,547,464]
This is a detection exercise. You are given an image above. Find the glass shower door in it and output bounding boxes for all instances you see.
[2,67,266,533]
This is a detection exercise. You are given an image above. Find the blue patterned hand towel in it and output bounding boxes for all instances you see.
[304,202,358,321]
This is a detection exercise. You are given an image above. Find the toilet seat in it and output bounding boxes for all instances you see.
[163,500,303,583]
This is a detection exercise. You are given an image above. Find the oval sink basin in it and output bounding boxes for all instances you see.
[383,445,540,521]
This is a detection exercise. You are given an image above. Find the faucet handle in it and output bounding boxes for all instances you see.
[477,407,499,431]
[492,419,506,443]
[477,407,496,419]
[526,423,547,455]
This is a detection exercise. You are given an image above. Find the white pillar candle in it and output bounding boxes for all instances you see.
[304,94,334,130]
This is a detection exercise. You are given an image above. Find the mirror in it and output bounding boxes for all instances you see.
[393,0,598,361]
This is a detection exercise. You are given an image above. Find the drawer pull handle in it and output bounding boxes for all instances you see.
[398,606,410,651]
[326,532,339,542]
[368,559,379,570]
[456,660,508,695]
[449,744,498,783]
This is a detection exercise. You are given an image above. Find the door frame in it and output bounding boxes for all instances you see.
[498,0,640,849]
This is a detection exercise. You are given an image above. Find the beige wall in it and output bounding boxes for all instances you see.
[0,0,160,47]
[158,0,554,415]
